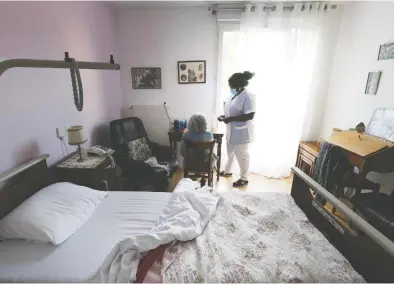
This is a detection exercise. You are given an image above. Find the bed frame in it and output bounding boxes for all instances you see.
[0,154,50,220]
[291,167,394,282]
[0,155,393,282]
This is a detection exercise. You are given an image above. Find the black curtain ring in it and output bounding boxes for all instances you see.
[242,7,246,12]
[331,4,337,9]
[290,6,294,11]
[324,4,328,10]
[301,5,305,11]
[251,6,255,12]
[310,4,313,11]
[263,6,266,11]
[272,6,276,11]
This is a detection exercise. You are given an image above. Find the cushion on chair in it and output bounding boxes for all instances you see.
[126,137,152,161]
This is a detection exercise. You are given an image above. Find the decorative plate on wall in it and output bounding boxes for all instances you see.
[178,61,206,84]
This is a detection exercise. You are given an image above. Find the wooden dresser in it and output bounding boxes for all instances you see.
[297,130,393,197]
[296,141,320,177]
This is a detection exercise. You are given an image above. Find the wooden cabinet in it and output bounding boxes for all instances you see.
[296,141,320,177]
[52,152,119,190]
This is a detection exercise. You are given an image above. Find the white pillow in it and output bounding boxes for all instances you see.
[0,182,108,245]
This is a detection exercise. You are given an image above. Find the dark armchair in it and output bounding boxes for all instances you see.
[110,117,177,191]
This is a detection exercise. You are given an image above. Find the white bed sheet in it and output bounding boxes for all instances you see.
[0,191,171,282]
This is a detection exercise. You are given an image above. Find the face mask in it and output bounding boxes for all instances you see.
[230,89,239,97]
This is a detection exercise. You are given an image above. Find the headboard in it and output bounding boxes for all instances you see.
[0,154,50,220]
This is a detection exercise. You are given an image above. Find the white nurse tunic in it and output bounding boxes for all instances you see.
[223,90,256,181]
[224,90,256,145]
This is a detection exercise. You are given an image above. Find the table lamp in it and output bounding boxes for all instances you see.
[67,125,88,162]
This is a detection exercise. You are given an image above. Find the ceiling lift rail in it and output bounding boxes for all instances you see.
[0,53,119,77]
[0,52,120,111]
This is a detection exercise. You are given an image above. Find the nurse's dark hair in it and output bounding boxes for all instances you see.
[228,71,255,88]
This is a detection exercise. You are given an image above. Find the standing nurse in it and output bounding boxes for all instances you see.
[218,71,256,187]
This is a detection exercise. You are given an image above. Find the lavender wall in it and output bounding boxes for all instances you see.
[115,7,217,125]
[0,2,122,172]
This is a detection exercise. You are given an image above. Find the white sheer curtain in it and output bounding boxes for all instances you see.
[216,3,340,178]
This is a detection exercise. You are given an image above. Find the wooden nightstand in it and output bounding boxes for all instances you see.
[296,141,320,177]
[52,152,119,191]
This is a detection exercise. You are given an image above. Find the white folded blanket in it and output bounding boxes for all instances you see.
[89,181,219,283]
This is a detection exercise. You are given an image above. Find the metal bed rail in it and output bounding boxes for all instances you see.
[292,166,394,257]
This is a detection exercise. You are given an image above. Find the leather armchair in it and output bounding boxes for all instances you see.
[110,117,177,191]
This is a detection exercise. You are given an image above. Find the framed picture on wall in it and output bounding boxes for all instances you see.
[131,67,161,89]
[366,108,394,142]
[365,71,381,95]
[377,42,394,60]
[178,61,206,84]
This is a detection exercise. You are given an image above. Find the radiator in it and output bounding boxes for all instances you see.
[122,105,172,146]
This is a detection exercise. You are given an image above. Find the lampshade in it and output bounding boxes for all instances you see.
[67,126,87,145]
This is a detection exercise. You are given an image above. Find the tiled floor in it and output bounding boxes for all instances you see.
[170,168,293,194]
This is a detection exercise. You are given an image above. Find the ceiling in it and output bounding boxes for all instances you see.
[106,1,313,10]
[107,1,211,9]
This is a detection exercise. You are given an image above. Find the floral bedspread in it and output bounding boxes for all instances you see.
[162,192,364,283]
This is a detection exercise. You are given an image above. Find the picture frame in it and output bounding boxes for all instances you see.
[377,42,394,60]
[178,61,206,84]
[366,107,394,142]
[131,67,161,89]
[365,71,381,95]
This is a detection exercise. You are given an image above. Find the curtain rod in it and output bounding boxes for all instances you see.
[0,54,120,77]
[209,3,337,15]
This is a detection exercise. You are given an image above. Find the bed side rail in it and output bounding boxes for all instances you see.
[291,167,394,257]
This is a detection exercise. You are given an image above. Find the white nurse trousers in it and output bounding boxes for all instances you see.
[224,142,250,181]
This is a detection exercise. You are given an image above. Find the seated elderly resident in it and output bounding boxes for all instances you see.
[181,113,217,185]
